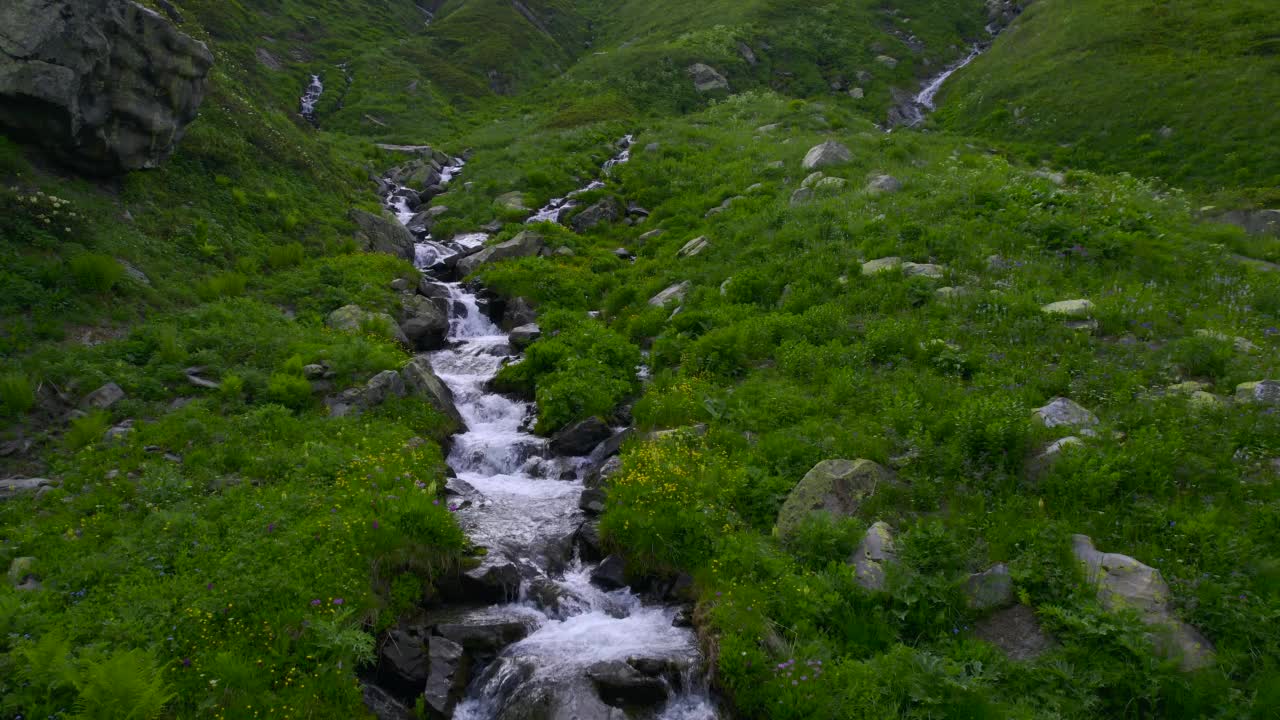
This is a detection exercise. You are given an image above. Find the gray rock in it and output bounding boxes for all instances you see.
[460,561,524,604]
[571,198,622,232]
[81,382,125,410]
[802,140,853,170]
[862,257,902,275]
[351,210,415,261]
[303,364,327,380]
[456,231,545,277]
[1215,208,1280,237]
[815,176,847,191]
[575,521,605,562]
[400,294,449,351]
[550,417,611,457]
[851,521,896,591]
[585,456,622,490]
[1033,398,1099,429]
[849,87,865,99]
[509,323,541,350]
[361,683,415,720]
[973,605,1054,661]
[496,191,531,214]
[1071,535,1214,670]
[501,297,538,331]
[586,660,669,708]
[8,556,37,586]
[436,616,533,655]
[326,370,408,418]
[638,229,665,242]
[875,55,899,69]
[424,635,468,717]
[677,236,710,258]
[401,357,464,428]
[526,578,584,619]
[776,459,893,539]
[789,187,814,206]
[326,305,410,347]
[737,42,757,65]
[688,63,729,92]
[902,262,943,278]
[935,286,970,301]
[1041,299,1094,318]
[379,626,429,686]
[1,478,57,500]
[649,281,691,307]
[0,0,213,174]
[1235,380,1280,405]
[591,555,628,590]
[964,563,1015,611]
[866,174,902,194]
[579,487,607,515]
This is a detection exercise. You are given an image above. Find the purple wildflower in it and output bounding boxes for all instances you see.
[206,583,214,590]
[333,598,344,606]
[372,520,380,530]
[182,658,191,667]
[267,522,275,533]
[311,599,322,606]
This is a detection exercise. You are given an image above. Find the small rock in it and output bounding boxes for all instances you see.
[866,174,902,194]
[964,563,1015,611]
[862,257,902,275]
[390,278,411,291]
[973,605,1055,661]
[802,140,853,170]
[579,488,607,515]
[496,191,530,213]
[875,55,899,68]
[902,262,943,278]
[688,63,730,92]
[789,187,814,206]
[550,417,612,456]
[850,521,896,591]
[677,236,710,258]
[935,286,969,300]
[649,282,691,307]
[81,382,125,410]
[509,323,542,350]
[1041,299,1094,318]
[815,176,847,191]
[362,683,415,720]
[801,172,826,189]
[303,364,327,380]
[436,617,533,655]
[1033,398,1099,429]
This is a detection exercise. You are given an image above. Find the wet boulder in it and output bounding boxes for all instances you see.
[401,357,465,428]
[352,210,415,261]
[399,294,449,351]
[0,0,213,174]
[526,577,585,620]
[378,624,430,687]
[591,555,629,590]
[549,417,612,456]
[802,140,853,170]
[579,488,607,515]
[586,660,670,708]
[460,560,523,603]
[509,323,541,350]
[436,615,535,655]
[501,297,538,331]
[423,635,468,718]
[361,683,416,720]
[574,521,605,562]
[775,459,893,539]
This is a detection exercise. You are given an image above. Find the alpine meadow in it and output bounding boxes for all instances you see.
[1,1,1278,719]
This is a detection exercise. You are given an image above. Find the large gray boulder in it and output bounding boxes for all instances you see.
[351,210,415,261]
[1235,380,1280,405]
[571,197,621,233]
[688,63,729,92]
[1071,535,1214,670]
[1033,398,1099,430]
[649,281,690,307]
[802,141,853,170]
[0,0,213,174]
[775,459,893,539]
[456,231,545,277]
[423,636,468,717]
[401,357,464,428]
[586,660,669,708]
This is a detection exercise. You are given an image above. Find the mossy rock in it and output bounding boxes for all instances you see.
[775,459,892,539]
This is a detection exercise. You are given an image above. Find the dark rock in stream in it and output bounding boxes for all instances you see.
[436,616,535,655]
[586,660,670,708]
[501,296,539,331]
[588,429,632,464]
[550,417,612,456]
[497,679,628,720]
[574,521,605,563]
[378,624,430,688]
[590,555,628,590]
[579,487,607,515]
[423,635,469,718]
[362,683,416,720]
[461,560,523,602]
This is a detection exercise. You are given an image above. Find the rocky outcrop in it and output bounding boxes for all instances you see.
[649,282,690,307]
[1033,398,1099,430]
[399,294,449,351]
[0,0,213,174]
[571,198,621,233]
[352,210,416,261]
[1071,535,1214,670]
[401,357,465,428]
[775,459,893,539]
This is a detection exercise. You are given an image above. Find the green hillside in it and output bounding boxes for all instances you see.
[2,0,1279,718]
[936,0,1280,201]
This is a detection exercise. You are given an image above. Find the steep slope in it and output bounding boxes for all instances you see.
[936,0,1280,200]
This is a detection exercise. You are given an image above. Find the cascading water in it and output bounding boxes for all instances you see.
[909,45,983,120]
[527,136,634,225]
[385,143,717,718]
[300,74,324,123]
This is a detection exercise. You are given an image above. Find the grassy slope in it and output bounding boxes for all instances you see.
[936,0,1280,201]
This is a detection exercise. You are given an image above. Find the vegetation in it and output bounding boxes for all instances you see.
[3,0,1278,718]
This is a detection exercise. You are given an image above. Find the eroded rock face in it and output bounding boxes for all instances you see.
[0,0,213,174]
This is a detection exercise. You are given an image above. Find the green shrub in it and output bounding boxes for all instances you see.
[0,371,36,415]
[74,648,175,720]
[1170,334,1235,379]
[265,372,314,410]
[267,242,306,270]
[66,410,110,449]
[195,272,248,301]
[69,254,125,293]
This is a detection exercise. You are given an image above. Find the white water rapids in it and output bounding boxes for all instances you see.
[527,135,634,224]
[300,74,324,123]
[385,142,716,718]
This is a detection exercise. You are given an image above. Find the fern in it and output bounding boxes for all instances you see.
[74,649,175,720]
